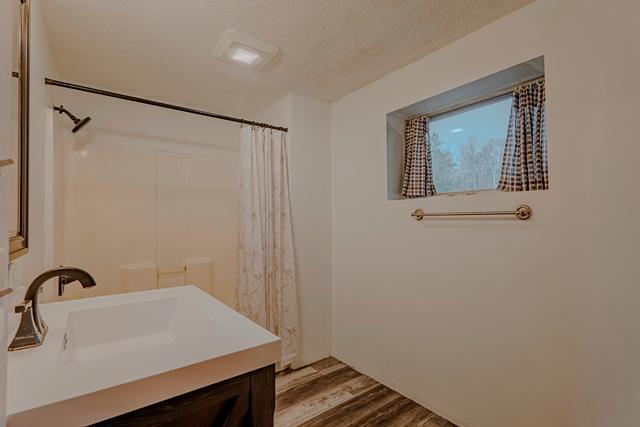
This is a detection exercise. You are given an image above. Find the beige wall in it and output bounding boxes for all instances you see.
[330,1,640,426]
[255,93,332,367]
[584,0,640,424]
[51,89,239,306]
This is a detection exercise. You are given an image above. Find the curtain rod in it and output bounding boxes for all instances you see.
[11,72,287,132]
[44,77,288,132]
[408,76,545,121]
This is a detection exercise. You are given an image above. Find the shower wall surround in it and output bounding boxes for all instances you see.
[51,90,239,306]
[50,88,333,371]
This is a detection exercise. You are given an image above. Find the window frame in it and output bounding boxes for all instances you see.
[426,92,514,197]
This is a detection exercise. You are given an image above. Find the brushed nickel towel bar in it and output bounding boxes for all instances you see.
[411,205,532,221]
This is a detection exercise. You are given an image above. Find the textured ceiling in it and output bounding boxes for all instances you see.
[42,0,533,117]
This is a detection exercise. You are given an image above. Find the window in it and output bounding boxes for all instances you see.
[430,95,512,194]
[386,56,546,200]
[386,56,549,200]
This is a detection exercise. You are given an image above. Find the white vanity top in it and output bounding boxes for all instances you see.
[7,286,281,426]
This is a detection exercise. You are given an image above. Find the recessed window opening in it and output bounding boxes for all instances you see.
[386,57,548,200]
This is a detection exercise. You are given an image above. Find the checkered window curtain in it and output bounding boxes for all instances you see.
[498,79,549,191]
[401,116,436,198]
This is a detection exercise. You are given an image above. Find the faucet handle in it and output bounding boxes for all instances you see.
[14,300,32,313]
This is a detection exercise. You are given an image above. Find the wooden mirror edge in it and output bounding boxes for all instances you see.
[9,0,30,261]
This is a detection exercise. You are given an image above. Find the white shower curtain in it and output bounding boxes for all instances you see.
[236,126,299,367]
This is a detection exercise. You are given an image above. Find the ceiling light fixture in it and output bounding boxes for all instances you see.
[213,30,279,69]
[230,47,260,65]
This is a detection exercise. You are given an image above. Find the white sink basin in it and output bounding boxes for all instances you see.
[8,286,281,427]
[59,296,220,365]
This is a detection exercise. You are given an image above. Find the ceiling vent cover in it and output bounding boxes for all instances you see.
[213,30,279,68]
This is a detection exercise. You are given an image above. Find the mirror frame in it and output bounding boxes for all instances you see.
[9,0,30,261]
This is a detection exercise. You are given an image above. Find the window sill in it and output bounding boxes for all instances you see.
[434,188,499,198]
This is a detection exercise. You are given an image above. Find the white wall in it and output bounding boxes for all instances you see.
[255,92,332,367]
[330,1,640,426]
[386,113,405,200]
[1,0,59,417]
[50,89,240,306]
[580,1,640,424]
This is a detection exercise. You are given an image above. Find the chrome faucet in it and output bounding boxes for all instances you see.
[8,267,96,351]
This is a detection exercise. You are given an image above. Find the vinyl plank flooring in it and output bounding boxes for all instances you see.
[276,366,362,412]
[353,394,423,426]
[392,405,441,426]
[308,356,343,370]
[275,357,456,427]
[276,362,348,395]
[276,367,317,391]
[275,385,353,426]
[298,384,398,427]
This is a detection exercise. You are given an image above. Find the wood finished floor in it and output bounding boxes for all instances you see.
[275,357,457,427]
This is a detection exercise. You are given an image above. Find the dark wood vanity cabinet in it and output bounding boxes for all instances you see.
[93,364,275,427]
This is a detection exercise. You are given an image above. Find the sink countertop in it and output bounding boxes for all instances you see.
[7,286,281,427]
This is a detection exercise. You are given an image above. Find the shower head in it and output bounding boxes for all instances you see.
[72,116,91,133]
[54,105,91,133]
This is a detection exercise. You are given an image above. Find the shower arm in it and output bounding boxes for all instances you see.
[53,105,79,123]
